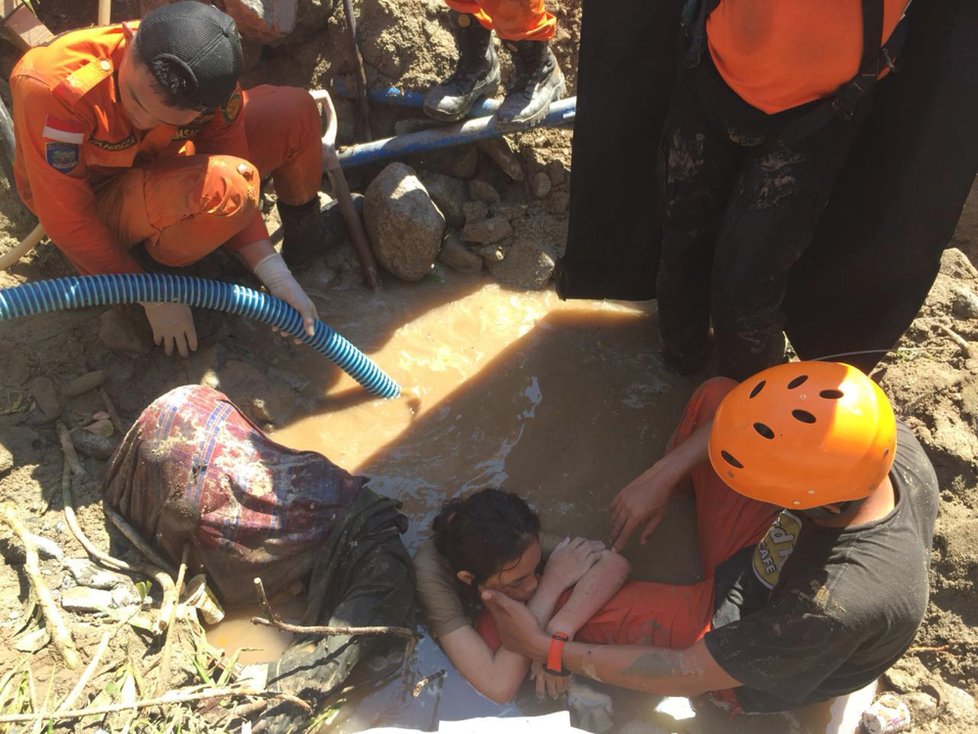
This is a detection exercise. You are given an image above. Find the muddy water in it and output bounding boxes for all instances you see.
[206,272,854,733]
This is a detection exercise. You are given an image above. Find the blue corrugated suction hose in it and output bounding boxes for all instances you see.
[0,273,400,399]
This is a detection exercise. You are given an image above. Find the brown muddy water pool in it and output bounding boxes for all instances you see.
[204,271,868,734]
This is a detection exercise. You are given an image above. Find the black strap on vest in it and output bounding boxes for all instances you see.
[683,0,907,142]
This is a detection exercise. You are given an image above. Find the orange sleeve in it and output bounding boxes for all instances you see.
[10,75,142,275]
[193,87,269,253]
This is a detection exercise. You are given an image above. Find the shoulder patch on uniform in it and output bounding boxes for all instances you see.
[42,115,85,144]
[53,58,114,106]
[46,142,79,174]
[221,91,242,124]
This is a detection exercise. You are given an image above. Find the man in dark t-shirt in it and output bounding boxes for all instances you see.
[480,361,939,714]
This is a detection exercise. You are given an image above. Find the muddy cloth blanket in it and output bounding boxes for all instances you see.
[103,384,366,604]
[560,0,978,372]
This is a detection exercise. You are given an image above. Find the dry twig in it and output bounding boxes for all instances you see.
[938,323,971,354]
[156,547,189,695]
[0,686,312,724]
[0,506,80,669]
[58,631,111,711]
[98,386,126,434]
[55,421,87,478]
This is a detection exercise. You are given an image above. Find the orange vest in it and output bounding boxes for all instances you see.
[10,22,260,275]
[707,0,910,114]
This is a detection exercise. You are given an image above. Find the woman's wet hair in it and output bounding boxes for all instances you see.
[432,488,541,585]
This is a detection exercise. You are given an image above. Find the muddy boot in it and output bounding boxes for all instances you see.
[496,40,566,129]
[277,198,323,269]
[423,12,500,122]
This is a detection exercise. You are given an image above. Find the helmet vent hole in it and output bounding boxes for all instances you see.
[753,423,775,439]
[787,375,809,389]
[749,381,766,399]
[720,450,744,469]
[792,409,816,424]
[819,389,844,400]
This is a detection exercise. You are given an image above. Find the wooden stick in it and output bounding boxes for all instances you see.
[57,631,111,712]
[60,460,175,634]
[97,0,111,25]
[98,387,126,435]
[251,578,418,648]
[103,506,177,576]
[55,421,87,478]
[155,547,189,695]
[0,686,312,724]
[938,324,971,354]
[0,506,80,669]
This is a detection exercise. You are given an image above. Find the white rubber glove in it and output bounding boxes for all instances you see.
[253,252,319,337]
[141,302,198,357]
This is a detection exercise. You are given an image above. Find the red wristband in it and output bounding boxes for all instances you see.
[545,631,571,676]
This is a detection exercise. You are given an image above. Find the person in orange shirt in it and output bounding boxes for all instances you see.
[10,2,326,357]
[423,1,565,127]
[656,0,910,380]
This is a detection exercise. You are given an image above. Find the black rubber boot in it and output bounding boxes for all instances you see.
[277,198,323,269]
[496,40,566,129]
[423,12,500,122]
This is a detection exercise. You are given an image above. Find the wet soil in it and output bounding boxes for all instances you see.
[0,1,976,732]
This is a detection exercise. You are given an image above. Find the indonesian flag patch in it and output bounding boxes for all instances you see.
[42,115,85,144]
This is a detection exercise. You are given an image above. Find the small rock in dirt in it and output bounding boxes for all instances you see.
[940,247,978,280]
[885,656,931,693]
[531,171,553,199]
[421,172,467,229]
[468,179,502,205]
[61,370,107,398]
[98,307,152,355]
[546,160,568,187]
[28,376,61,421]
[463,200,489,224]
[903,691,939,724]
[477,139,524,181]
[365,162,446,282]
[463,216,513,245]
[70,429,119,461]
[952,286,978,319]
[222,0,297,45]
[487,240,557,290]
[0,442,12,476]
[938,682,978,725]
[438,233,484,274]
[491,203,528,221]
[548,191,571,215]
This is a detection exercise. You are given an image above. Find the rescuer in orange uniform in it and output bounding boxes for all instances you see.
[10,2,326,356]
[424,0,565,127]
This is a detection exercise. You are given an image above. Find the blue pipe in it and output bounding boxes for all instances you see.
[0,273,400,399]
[337,97,575,168]
[331,79,500,118]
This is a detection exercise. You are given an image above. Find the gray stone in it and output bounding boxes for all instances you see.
[884,656,930,693]
[468,179,502,205]
[952,286,978,319]
[940,247,978,280]
[463,200,489,224]
[426,145,480,180]
[903,691,939,724]
[548,190,571,215]
[938,682,978,726]
[477,139,524,181]
[476,245,505,265]
[28,376,61,422]
[546,160,568,187]
[98,307,152,355]
[421,172,467,229]
[438,233,484,274]
[0,442,12,476]
[531,171,553,199]
[487,239,557,290]
[364,163,446,282]
[221,0,297,45]
[491,203,528,221]
[462,216,513,245]
[61,370,107,399]
[70,430,118,461]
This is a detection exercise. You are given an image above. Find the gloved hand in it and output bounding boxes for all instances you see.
[252,252,319,338]
[141,302,198,357]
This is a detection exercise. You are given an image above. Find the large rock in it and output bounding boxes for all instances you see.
[438,233,483,275]
[364,163,446,282]
[462,216,513,245]
[487,239,558,290]
[221,0,297,44]
[420,173,467,229]
[28,376,61,422]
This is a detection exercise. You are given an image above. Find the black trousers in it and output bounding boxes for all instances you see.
[656,55,870,380]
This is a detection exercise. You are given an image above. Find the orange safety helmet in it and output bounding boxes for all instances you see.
[708,361,896,509]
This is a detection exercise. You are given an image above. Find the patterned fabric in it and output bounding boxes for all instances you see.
[103,385,364,604]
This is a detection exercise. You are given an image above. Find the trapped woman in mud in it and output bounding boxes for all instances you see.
[415,488,660,703]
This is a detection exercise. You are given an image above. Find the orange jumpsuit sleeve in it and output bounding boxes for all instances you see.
[193,87,269,254]
[10,75,143,275]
